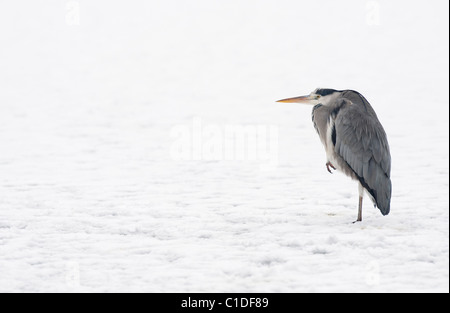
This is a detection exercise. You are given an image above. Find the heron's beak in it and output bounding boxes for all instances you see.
[276,95,313,104]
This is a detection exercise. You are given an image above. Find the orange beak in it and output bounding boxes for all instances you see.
[276,95,312,103]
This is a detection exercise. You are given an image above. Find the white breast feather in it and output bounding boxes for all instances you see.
[325,116,338,170]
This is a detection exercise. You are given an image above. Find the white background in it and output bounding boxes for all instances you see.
[0,0,448,292]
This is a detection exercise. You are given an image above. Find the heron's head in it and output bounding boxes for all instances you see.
[277,88,340,106]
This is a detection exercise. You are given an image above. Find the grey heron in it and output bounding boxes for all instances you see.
[277,88,391,222]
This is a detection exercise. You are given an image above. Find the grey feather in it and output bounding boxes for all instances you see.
[279,88,392,220]
[332,92,392,215]
[310,89,391,216]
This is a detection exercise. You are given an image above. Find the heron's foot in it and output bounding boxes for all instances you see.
[326,162,336,174]
[352,218,362,224]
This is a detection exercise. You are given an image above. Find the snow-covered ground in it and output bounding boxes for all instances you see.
[0,0,448,292]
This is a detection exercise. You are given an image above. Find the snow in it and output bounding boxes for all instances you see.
[0,0,448,292]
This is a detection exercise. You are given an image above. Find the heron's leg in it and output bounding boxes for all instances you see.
[326,161,336,174]
[357,196,363,222]
[355,183,364,222]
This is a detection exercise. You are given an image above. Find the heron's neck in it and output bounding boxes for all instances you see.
[319,93,340,107]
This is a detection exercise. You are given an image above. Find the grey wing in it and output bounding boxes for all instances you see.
[334,105,392,215]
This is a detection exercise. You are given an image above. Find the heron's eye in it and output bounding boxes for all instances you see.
[316,95,321,99]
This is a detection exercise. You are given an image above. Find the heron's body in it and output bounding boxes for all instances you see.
[277,88,392,222]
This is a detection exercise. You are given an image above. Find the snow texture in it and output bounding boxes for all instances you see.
[0,0,448,292]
